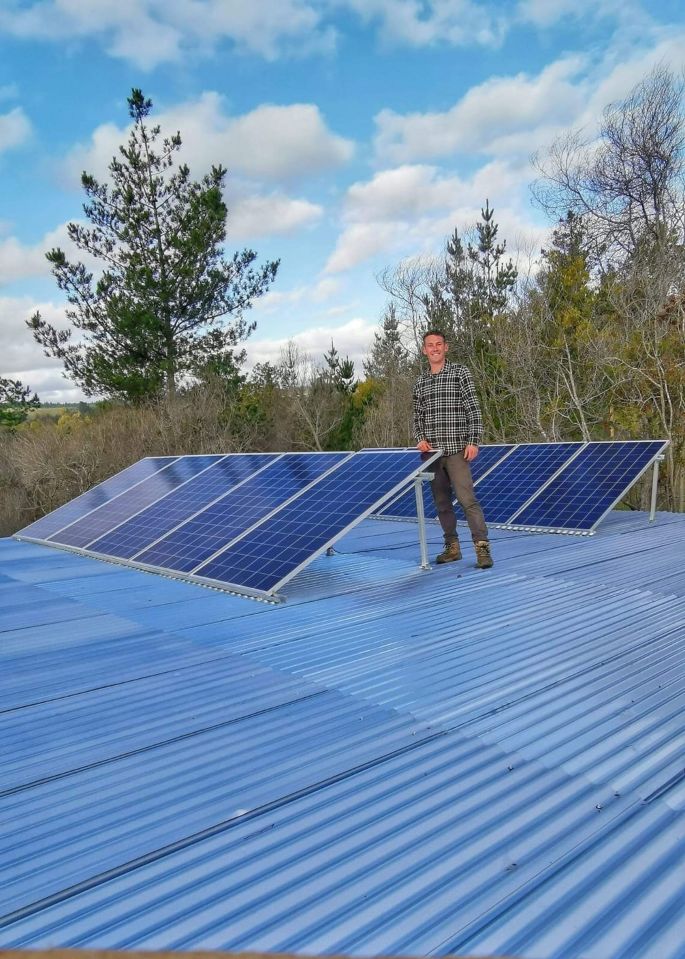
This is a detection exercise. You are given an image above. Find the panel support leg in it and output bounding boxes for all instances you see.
[415,475,431,570]
[649,456,663,523]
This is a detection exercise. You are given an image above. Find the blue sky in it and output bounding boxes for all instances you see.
[1,0,684,401]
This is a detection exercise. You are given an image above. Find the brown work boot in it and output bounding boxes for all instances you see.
[474,540,494,569]
[436,538,462,564]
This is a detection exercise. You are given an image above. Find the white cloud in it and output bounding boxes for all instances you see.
[244,318,377,370]
[517,0,646,29]
[227,192,323,242]
[160,0,335,61]
[0,223,75,284]
[325,161,546,273]
[374,56,587,164]
[0,220,106,286]
[0,106,31,154]
[0,0,513,69]
[576,32,685,126]
[0,0,670,70]
[374,29,685,166]
[0,0,334,68]
[63,94,353,186]
[0,296,81,401]
[255,277,342,313]
[338,0,508,47]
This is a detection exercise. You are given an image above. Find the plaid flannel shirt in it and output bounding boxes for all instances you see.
[413,361,484,454]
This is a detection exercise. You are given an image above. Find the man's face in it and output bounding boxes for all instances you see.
[423,335,448,364]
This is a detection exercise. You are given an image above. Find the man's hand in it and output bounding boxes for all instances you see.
[416,439,433,453]
[463,444,479,462]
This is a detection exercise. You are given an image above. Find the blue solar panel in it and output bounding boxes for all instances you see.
[15,457,176,542]
[134,452,349,573]
[194,449,441,595]
[379,444,513,519]
[511,441,667,531]
[455,442,582,524]
[87,453,277,560]
[49,456,224,549]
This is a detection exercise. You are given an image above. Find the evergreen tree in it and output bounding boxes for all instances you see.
[434,201,518,436]
[531,212,612,439]
[324,341,356,394]
[29,89,279,402]
[446,199,518,328]
[0,377,39,429]
[363,304,411,379]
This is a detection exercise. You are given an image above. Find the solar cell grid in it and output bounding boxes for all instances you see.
[511,440,667,531]
[455,442,582,525]
[49,455,223,549]
[16,457,177,543]
[194,449,440,594]
[88,453,276,560]
[135,451,349,574]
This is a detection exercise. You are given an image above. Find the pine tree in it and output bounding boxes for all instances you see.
[363,304,411,379]
[324,341,356,394]
[29,89,279,402]
[0,377,39,429]
[446,200,518,328]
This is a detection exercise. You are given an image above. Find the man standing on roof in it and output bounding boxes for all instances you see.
[413,329,494,569]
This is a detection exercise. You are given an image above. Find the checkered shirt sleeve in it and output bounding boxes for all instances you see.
[412,362,484,454]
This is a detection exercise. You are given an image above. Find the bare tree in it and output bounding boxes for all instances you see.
[532,65,685,267]
[376,255,442,356]
[277,342,346,451]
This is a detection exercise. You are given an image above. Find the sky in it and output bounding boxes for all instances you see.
[0,0,684,402]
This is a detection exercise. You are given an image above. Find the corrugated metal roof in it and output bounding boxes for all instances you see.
[1,510,685,958]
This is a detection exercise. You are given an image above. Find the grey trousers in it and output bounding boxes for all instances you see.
[430,453,488,543]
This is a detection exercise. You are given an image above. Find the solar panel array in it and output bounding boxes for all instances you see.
[15,442,666,599]
[377,440,667,534]
[16,450,442,600]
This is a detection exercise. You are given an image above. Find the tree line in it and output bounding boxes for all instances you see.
[1,68,684,534]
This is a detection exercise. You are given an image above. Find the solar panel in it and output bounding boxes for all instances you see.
[192,449,442,597]
[48,455,225,549]
[133,452,349,573]
[510,440,668,532]
[15,457,177,543]
[378,444,513,520]
[87,453,278,560]
[455,442,582,525]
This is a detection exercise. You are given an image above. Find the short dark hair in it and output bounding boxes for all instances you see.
[422,329,447,344]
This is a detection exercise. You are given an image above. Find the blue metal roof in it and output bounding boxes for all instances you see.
[1,510,685,958]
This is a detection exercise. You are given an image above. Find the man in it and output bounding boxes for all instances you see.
[413,329,493,569]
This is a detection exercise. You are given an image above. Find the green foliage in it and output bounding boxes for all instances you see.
[324,341,357,394]
[363,303,411,379]
[29,88,279,403]
[0,377,40,429]
[445,199,518,328]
